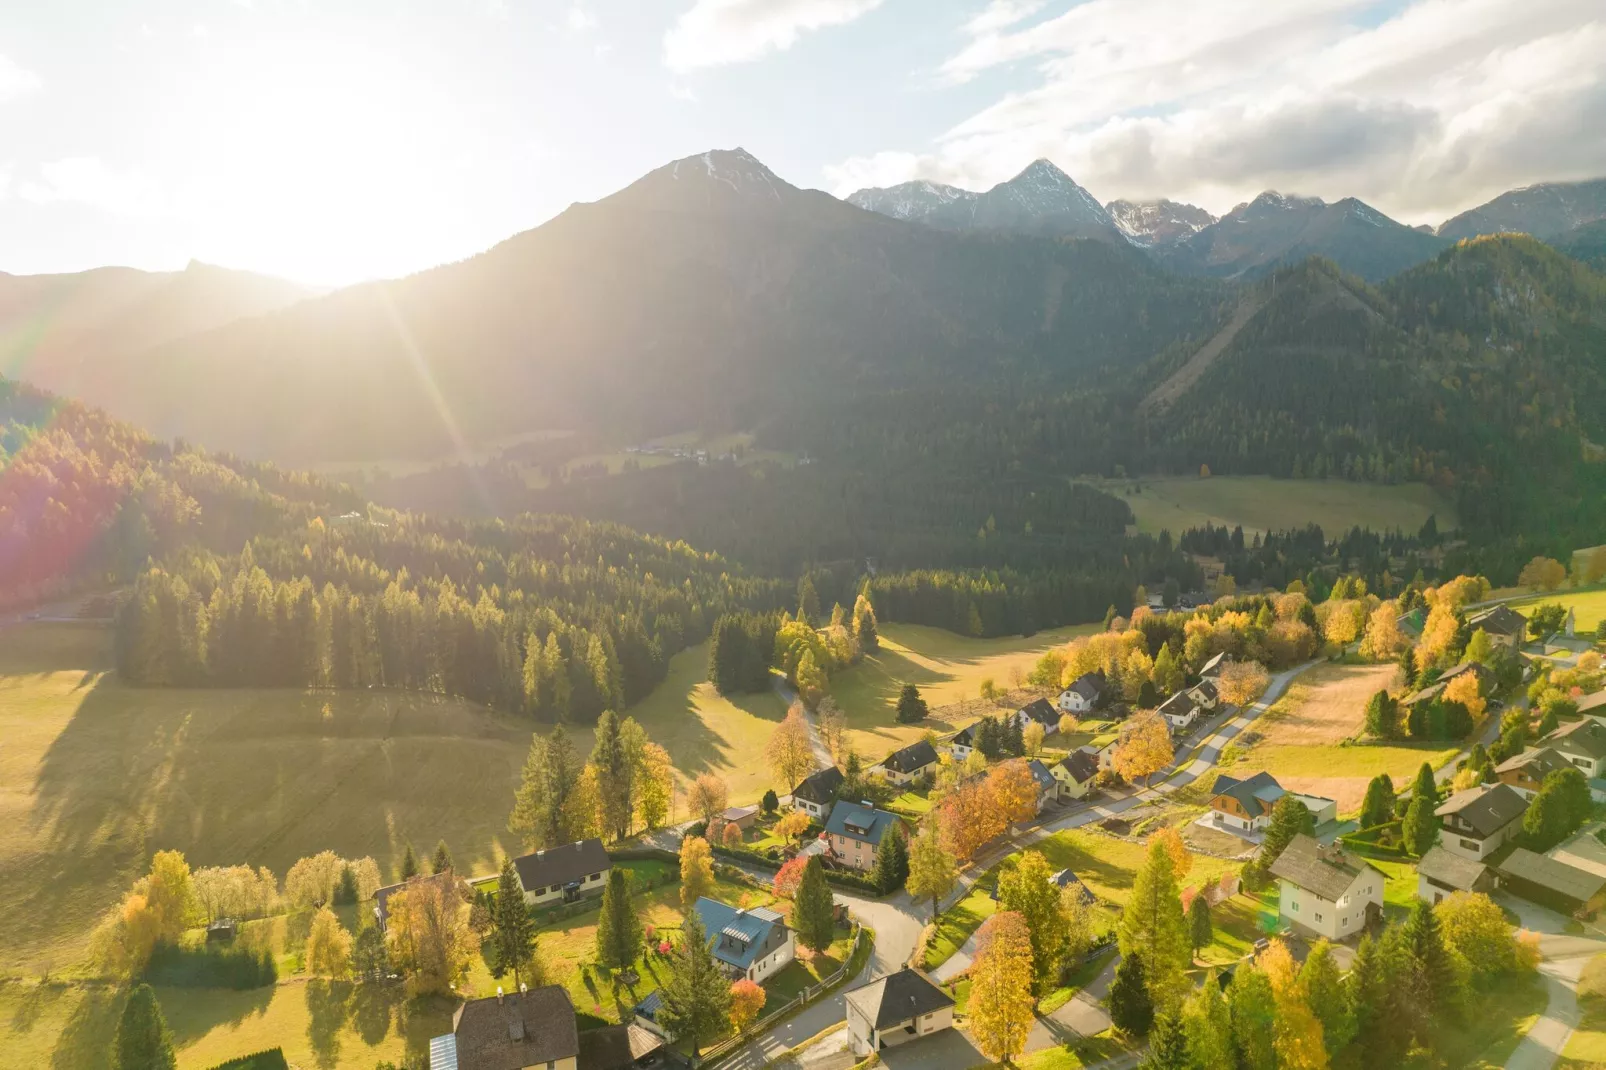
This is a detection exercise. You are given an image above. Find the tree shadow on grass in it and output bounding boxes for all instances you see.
[306,979,353,1070]
[50,984,122,1070]
[399,993,458,1065]
[155,982,274,1047]
[351,981,399,1046]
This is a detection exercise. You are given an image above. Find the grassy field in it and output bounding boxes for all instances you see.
[1502,588,1606,634]
[1220,740,1461,814]
[830,623,1100,760]
[1561,951,1606,1068]
[1084,475,1457,538]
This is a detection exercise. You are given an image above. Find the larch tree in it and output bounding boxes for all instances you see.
[968,911,1037,1062]
[1261,938,1329,1070]
[635,741,674,831]
[596,868,643,972]
[687,774,730,827]
[794,648,827,708]
[852,594,879,653]
[306,907,353,978]
[658,912,732,1059]
[1228,962,1277,1070]
[987,759,1041,826]
[509,725,582,851]
[998,850,1071,994]
[1144,1013,1190,1070]
[766,705,816,790]
[111,984,177,1070]
[1181,971,1234,1069]
[1112,710,1173,787]
[906,819,958,920]
[1117,839,1191,1011]
[791,856,837,954]
[679,837,716,914]
[1149,827,1193,881]
[1299,939,1355,1057]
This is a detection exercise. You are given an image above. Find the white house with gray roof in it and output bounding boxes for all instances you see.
[844,968,955,1055]
[692,897,794,983]
[1434,783,1527,862]
[1270,834,1385,941]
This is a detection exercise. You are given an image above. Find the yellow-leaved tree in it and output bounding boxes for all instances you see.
[1260,939,1329,1070]
[968,911,1036,1064]
[1113,710,1173,787]
[1217,661,1271,708]
[680,836,716,913]
[1359,602,1404,660]
[1443,672,1487,720]
[766,705,816,791]
[687,774,730,827]
[307,906,353,978]
[386,878,477,997]
[987,759,1042,826]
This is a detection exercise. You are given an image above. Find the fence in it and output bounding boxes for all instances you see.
[695,925,871,1068]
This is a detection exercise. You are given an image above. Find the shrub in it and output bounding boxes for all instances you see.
[204,1050,289,1070]
[143,942,277,989]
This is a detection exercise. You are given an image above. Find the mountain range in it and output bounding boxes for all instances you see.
[846,159,1126,243]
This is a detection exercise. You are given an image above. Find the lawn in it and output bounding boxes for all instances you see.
[829,622,1100,759]
[923,878,999,970]
[1083,475,1457,538]
[973,1031,1135,1070]
[1502,588,1606,635]
[1560,951,1606,1068]
[1220,740,1461,815]
[762,930,856,1004]
[1435,970,1548,1070]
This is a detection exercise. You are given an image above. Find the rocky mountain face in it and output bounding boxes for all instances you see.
[845,180,978,226]
[1106,199,1217,248]
[1159,191,1448,282]
[1438,178,1606,242]
[848,159,1125,242]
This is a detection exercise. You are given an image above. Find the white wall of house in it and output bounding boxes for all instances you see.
[848,1007,954,1055]
[1277,870,1380,941]
[521,868,607,907]
[744,933,796,983]
[1440,822,1516,862]
[795,797,829,819]
[949,741,973,762]
[1291,795,1339,827]
[1058,691,1094,713]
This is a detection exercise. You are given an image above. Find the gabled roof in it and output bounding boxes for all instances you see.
[825,800,900,846]
[1211,771,1286,818]
[721,805,759,823]
[792,766,845,803]
[1026,759,1057,795]
[578,1024,664,1070]
[1417,846,1491,893]
[1406,661,1494,706]
[1158,691,1202,719]
[1050,869,1096,904]
[1469,604,1528,638]
[1545,719,1606,761]
[1498,848,1606,902]
[1017,698,1059,726]
[881,739,940,774]
[950,724,977,747]
[1269,834,1381,902]
[1065,672,1106,700]
[1056,749,1100,784]
[845,968,954,1029]
[1191,679,1220,703]
[451,984,579,1070]
[513,839,610,894]
[1579,690,1606,716]
[693,897,788,970]
[1199,652,1230,678]
[1496,746,1574,779]
[1434,783,1528,838]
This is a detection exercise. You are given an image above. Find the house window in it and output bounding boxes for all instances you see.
[1341,917,1349,929]
[1290,901,1299,912]
[1460,839,1481,852]
[1315,913,1324,923]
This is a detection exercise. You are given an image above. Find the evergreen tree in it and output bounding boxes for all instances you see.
[761,789,779,815]
[1181,973,1235,1070]
[871,824,910,894]
[1363,690,1399,740]
[797,575,820,627]
[485,859,537,990]
[333,864,359,906]
[1403,898,1460,1024]
[976,716,1004,760]
[1108,952,1154,1036]
[658,912,732,1059]
[1004,715,1025,758]
[1398,646,1418,687]
[1403,762,1440,857]
[1228,964,1277,1070]
[110,984,177,1070]
[400,845,418,881]
[895,683,929,724]
[1187,893,1212,953]
[1117,839,1191,1010]
[791,856,836,953]
[432,840,452,875]
[852,594,879,653]
[1346,934,1395,1065]
[998,850,1072,994]
[1299,939,1354,1057]
[596,868,642,972]
[906,819,958,920]
[353,920,389,982]
[1525,767,1593,850]
[591,710,634,841]
[1142,1012,1190,1070]
[1257,796,1314,869]
[1359,773,1396,829]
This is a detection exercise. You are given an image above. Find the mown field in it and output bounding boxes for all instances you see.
[829,622,1101,760]
[1502,587,1606,634]
[1084,475,1458,538]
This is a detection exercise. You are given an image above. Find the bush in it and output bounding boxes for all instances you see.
[205,1050,289,1070]
[144,942,277,989]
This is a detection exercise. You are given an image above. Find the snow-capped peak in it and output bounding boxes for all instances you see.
[666,146,786,201]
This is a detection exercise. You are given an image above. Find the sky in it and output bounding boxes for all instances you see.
[0,0,1602,286]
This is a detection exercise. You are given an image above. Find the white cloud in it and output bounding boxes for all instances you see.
[566,4,598,32]
[19,157,164,216]
[664,0,885,72]
[0,53,41,102]
[828,0,1606,224]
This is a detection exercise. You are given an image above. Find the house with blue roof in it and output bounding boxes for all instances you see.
[824,799,902,871]
[692,897,795,983]
[1026,759,1058,814]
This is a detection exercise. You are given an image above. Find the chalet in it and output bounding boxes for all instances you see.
[1013,698,1061,735]
[1434,783,1528,862]
[844,968,955,1056]
[1543,719,1606,778]
[1404,661,1494,708]
[947,724,978,763]
[824,800,901,871]
[1496,747,1575,798]
[1416,846,1495,905]
[1199,652,1232,680]
[1050,750,1100,801]
[374,869,457,933]
[1058,672,1107,714]
[1157,690,1204,731]
[873,740,940,786]
[791,766,845,820]
[1208,771,1337,833]
[1026,759,1059,814]
[1189,679,1221,709]
[693,898,795,983]
[431,983,664,1070]
[1467,604,1528,650]
[1269,835,1385,941]
[513,839,611,907]
[1497,848,1606,916]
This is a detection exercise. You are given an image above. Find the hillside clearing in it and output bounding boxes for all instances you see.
[1084,475,1457,538]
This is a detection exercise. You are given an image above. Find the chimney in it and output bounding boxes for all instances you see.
[497,986,504,1004]
[519,982,528,996]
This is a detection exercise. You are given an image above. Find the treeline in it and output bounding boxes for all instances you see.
[707,612,780,695]
[117,514,791,721]
[1178,521,1445,597]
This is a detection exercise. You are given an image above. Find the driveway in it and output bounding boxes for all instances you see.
[1502,896,1606,1070]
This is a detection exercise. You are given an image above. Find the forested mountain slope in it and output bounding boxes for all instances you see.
[90,149,1224,463]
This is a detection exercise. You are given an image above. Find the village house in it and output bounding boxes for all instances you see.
[1403,661,1495,708]
[844,968,955,1056]
[1188,679,1221,709]
[1050,749,1100,801]
[824,800,902,871]
[1270,834,1385,941]
[790,766,845,820]
[1497,848,1606,916]
[1012,698,1061,735]
[1208,771,1338,833]
[1199,651,1232,679]
[947,724,978,763]
[1057,672,1107,714]
[1496,747,1575,798]
[1083,732,1122,772]
[431,982,666,1070]
[872,740,940,786]
[513,838,611,907]
[374,868,458,933]
[1026,759,1058,814]
[1157,690,1204,731]
[1433,782,1528,862]
[1416,846,1495,905]
[1542,719,1606,778]
[1579,689,1606,721]
[1050,868,1096,904]
[693,898,795,983]
[1467,604,1529,650]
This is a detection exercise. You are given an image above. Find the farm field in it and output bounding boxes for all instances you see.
[1218,661,1457,813]
[830,622,1101,759]
[1084,475,1457,538]
[1501,587,1606,634]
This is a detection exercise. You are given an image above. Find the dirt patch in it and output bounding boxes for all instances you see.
[1183,822,1253,857]
[1275,775,1372,814]
[1256,663,1399,746]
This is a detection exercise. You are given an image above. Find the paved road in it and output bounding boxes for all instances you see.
[1502,896,1606,1070]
